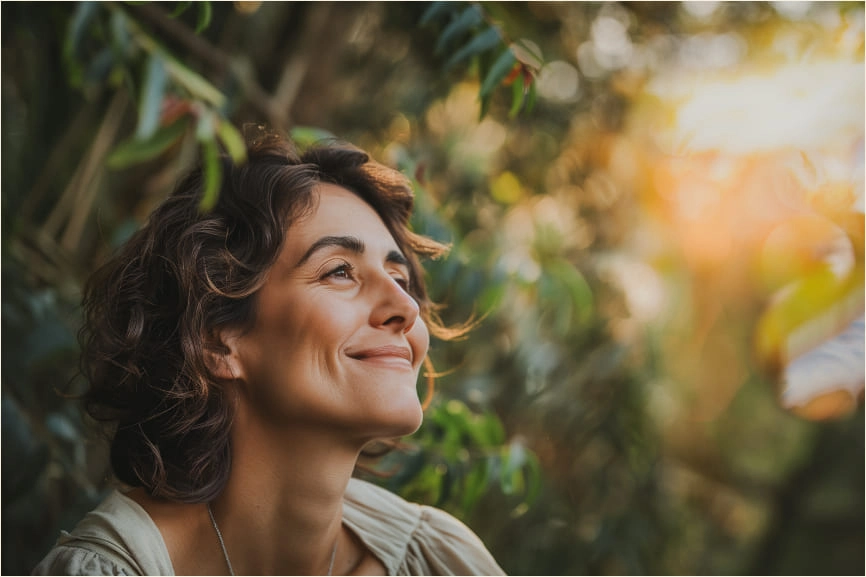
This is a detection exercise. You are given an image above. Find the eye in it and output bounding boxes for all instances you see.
[393,276,411,291]
[323,262,355,282]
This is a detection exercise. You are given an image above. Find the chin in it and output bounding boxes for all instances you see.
[369,398,424,440]
[401,402,425,435]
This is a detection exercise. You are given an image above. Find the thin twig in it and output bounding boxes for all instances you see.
[43,143,90,239]
[20,101,99,226]
[270,3,334,127]
[60,91,129,254]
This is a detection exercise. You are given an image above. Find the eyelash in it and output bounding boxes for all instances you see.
[322,262,411,291]
[324,262,355,281]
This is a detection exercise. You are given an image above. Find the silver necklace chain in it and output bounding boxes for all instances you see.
[207,503,235,577]
[207,503,338,576]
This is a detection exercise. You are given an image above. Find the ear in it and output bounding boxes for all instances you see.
[204,329,246,382]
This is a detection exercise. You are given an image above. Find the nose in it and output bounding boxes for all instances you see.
[369,273,420,333]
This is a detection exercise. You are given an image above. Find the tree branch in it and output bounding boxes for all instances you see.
[270,2,334,125]
[60,90,128,254]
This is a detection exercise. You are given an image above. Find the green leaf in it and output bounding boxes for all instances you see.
[461,459,489,512]
[436,464,453,508]
[66,2,99,60]
[523,452,542,505]
[195,1,213,34]
[503,441,527,475]
[550,259,594,325]
[513,38,545,69]
[64,1,100,86]
[499,441,541,503]
[479,47,515,99]
[499,446,514,494]
[445,26,502,71]
[435,4,483,55]
[500,444,527,496]
[445,398,468,418]
[109,9,131,59]
[169,1,192,17]
[163,58,225,107]
[216,120,247,164]
[508,467,525,496]
[290,126,337,149]
[483,412,506,445]
[478,282,505,314]
[479,95,491,121]
[196,108,216,141]
[418,464,443,505]
[434,402,470,461]
[199,138,222,211]
[525,76,538,113]
[137,53,168,140]
[466,411,505,446]
[420,1,454,26]
[756,263,864,368]
[509,71,525,119]
[112,2,222,106]
[107,117,189,168]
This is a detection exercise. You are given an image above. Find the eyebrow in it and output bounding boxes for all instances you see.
[294,235,409,269]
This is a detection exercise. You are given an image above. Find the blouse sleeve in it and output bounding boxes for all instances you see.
[32,542,134,576]
[31,491,175,576]
[401,506,506,576]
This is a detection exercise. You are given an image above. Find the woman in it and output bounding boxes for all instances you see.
[34,130,504,575]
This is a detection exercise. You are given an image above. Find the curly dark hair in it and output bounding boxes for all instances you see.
[81,130,452,503]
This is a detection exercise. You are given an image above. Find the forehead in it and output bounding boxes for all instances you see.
[306,183,376,221]
[285,183,399,251]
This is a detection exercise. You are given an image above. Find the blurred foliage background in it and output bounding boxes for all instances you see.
[2,1,864,575]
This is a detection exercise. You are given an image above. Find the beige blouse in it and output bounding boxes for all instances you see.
[33,478,505,576]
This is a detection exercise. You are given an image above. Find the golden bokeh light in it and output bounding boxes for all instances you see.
[610,13,864,422]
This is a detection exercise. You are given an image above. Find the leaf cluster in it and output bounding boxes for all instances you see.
[376,399,542,519]
[420,2,541,119]
[65,1,246,211]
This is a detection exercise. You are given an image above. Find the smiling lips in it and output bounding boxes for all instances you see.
[347,345,413,368]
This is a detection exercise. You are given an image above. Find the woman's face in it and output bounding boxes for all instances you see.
[227,183,428,441]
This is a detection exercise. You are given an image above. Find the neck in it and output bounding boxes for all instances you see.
[209,408,365,575]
